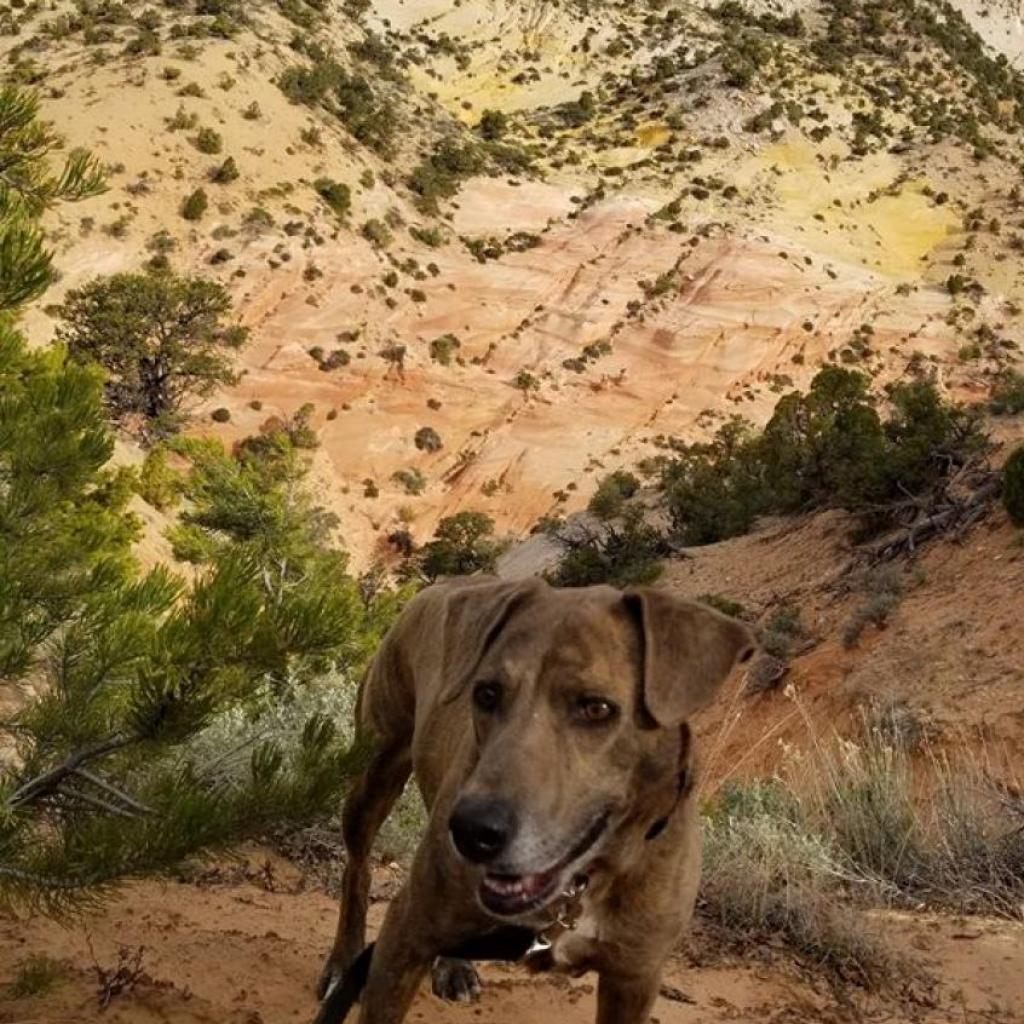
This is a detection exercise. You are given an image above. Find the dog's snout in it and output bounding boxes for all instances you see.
[449,797,517,864]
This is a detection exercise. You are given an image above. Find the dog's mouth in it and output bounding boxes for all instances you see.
[479,813,609,918]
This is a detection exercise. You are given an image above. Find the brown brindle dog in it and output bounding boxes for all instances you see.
[315,577,755,1024]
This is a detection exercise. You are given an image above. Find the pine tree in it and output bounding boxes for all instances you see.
[56,269,249,432]
[0,85,106,315]
[0,90,399,916]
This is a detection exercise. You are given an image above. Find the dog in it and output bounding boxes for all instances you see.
[315,576,754,1023]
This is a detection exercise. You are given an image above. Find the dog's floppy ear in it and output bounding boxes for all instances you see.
[624,588,755,726]
[439,578,544,702]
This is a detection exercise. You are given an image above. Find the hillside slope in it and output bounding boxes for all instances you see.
[4,0,1021,563]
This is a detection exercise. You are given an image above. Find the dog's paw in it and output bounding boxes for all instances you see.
[431,957,482,1003]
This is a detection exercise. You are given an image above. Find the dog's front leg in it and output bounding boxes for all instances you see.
[356,886,433,1024]
[595,968,661,1024]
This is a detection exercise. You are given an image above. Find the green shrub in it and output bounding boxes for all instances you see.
[410,224,446,247]
[759,604,803,660]
[478,108,508,140]
[414,426,442,452]
[314,177,350,217]
[416,511,502,580]
[7,955,63,998]
[194,127,223,154]
[588,470,640,521]
[138,446,184,511]
[513,368,539,393]
[429,333,460,365]
[1004,445,1024,526]
[546,508,665,589]
[659,369,988,546]
[408,139,485,213]
[361,218,392,247]
[391,468,426,495]
[698,593,747,618]
[211,155,239,183]
[181,187,208,220]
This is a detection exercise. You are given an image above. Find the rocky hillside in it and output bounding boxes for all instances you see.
[5,0,1024,563]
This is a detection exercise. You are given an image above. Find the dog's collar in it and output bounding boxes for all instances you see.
[644,762,689,842]
[520,873,589,971]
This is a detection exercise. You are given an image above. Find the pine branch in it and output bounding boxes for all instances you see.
[9,734,139,808]
[72,767,155,817]
[0,864,101,892]
[55,788,139,819]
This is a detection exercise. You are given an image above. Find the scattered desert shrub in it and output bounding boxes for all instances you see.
[391,468,426,496]
[477,108,508,140]
[193,127,223,154]
[6,955,64,998]
[278,58,396,156]
[697,593,747,619]
[197,677,425,865]
[408,139,485,213]
[758,604,804,660]
[181,187,208,220]
[410,224,446,247]
[429,333,460,365]
[513,368,539,393]
[414,426,442,452]
[841,566,907,648]
[588,470,640,521]
[211,155,239,183]
[361,218,392,247]
[314,177,350,217]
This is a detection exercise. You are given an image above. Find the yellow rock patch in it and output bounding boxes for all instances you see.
[755,135,959,277]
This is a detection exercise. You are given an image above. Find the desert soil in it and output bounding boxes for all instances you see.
[2,851,1022,1024]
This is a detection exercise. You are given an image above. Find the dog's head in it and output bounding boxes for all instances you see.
[438,578,754,920]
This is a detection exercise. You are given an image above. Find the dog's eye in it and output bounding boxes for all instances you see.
[473,681,502,713]
[575,696,618,724]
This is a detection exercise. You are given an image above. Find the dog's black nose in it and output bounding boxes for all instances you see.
[449,797,517,863]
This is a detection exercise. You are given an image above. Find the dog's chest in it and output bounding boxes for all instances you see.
[548,901,601,973]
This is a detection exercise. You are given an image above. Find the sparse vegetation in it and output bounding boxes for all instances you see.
[587,470,640,521]
[414,426,442,452]
[429,333,460,365]
[6,955,63,998]
[313,177,350,218]
[193,127,223,154]
[408,139,485,214]
[181,187,208,221]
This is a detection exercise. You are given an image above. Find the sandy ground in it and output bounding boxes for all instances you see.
[2,852,1022,1024]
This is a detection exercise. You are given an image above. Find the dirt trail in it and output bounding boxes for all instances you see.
[2,853,1021,1024]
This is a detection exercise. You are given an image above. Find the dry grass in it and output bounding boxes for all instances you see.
[700,702,1024,990]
